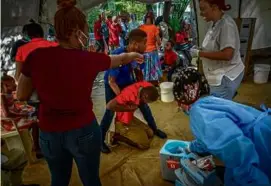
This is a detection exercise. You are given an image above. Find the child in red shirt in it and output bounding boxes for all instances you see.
[162,40,178,81]
[108,16,122,51]
[106,81,159,149]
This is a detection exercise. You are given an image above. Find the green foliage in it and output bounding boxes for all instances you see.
[87,0,146,33]
[87,6,102,33]
[169,0,191,33]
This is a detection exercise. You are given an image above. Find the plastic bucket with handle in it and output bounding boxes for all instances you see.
[160,82,174,103]
[254,64,270,84]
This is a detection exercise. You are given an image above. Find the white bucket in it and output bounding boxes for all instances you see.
[254,64,271,84]
[160,82,174,103]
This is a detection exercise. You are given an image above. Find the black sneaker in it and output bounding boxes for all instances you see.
[101,142,111,154]
[155,129,167,139]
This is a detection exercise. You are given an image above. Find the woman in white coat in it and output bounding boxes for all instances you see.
[191,0,244,100]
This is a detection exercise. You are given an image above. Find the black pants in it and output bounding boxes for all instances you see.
[96,39,104,52]
[104,37,109,47]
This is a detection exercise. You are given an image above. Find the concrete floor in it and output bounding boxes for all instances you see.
[22,78,271,186]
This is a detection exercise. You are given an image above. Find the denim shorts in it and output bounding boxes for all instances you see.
[210,71,244,100]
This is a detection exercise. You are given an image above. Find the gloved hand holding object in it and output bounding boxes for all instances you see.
[189,46,200,58]
[175,152,222,186]
[192,155,215,172]
[175,146,190,154]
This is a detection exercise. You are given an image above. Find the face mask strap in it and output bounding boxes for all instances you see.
[78,30,89,50]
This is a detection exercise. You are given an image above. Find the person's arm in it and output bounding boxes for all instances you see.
[108,76,121,95]
[15,48,24,82]
[16,52,34,101]
[188,139,209,155]
[106,99,137,112]
[171,57,178,69]
[16,74,33,101]
[199,23,237,61]
[15,62,23,82]
[189,105,270,185]
[109,52,143,69]
[199,48,234,61]
[155,27,162,47]
[156,35,161,46]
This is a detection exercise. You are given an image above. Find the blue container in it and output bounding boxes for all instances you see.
[175,179,183,186]
[159,139,190,182]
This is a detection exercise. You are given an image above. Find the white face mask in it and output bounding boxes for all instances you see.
[78,30,90,50]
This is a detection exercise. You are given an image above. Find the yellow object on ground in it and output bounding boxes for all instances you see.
[115,117,154,149]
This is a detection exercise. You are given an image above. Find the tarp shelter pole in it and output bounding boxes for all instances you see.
[238,0,242,18]
[192,0,199,47]
[163,0,171,23]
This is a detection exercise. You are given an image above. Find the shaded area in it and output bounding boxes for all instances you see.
[22,77,271,186]
[1,0,39,29]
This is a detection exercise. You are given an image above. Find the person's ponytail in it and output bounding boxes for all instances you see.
[221,4,231,11]
[200,0,232,11]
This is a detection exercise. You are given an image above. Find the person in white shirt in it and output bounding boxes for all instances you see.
[190,0,244,100]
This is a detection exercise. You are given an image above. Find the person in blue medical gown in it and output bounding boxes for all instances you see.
[173,67,271,186]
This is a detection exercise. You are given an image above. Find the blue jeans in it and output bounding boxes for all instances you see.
[39,120,101,186]
[100,84,158,142]
[210,71,244,100]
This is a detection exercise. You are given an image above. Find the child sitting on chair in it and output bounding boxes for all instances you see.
[162,40,178,82]
[106,81,159,149]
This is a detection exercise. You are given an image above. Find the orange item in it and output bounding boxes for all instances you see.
[140,24,159,52]
[15,38,58,62]
[115,81,153,125]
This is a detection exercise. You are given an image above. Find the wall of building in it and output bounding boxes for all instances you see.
[195,0,271,50]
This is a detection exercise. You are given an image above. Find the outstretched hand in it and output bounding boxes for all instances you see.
[129,52,144,64]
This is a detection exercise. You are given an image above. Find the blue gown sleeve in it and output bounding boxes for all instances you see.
[189,139,208,155]
[189,105,270,185]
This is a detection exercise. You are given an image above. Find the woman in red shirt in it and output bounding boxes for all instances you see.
[16,0,143,186]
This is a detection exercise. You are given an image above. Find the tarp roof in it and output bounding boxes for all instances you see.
[1,0,165,29]
[80,0,166,10]
[2,0,271,49]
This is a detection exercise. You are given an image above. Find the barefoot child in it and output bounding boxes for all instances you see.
[106,81,159,149]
